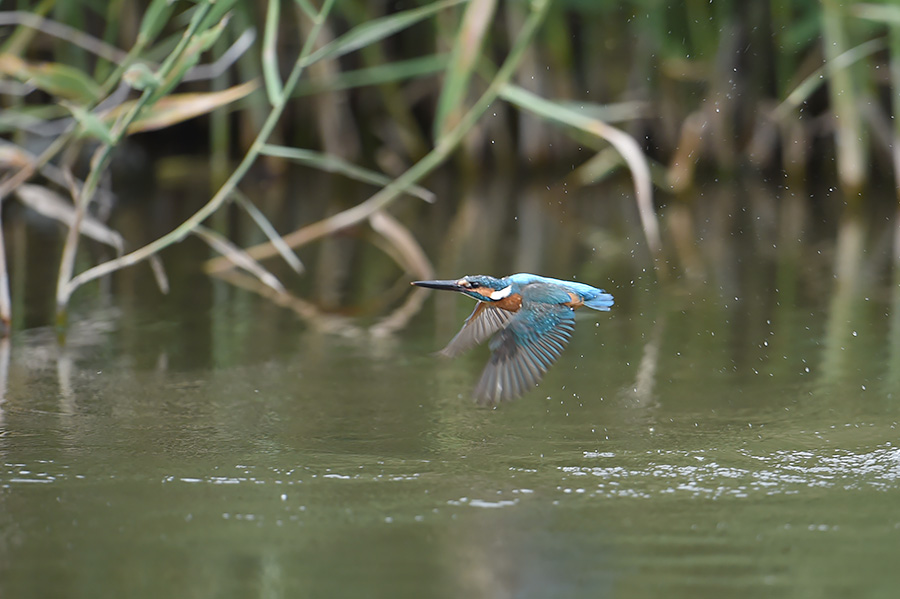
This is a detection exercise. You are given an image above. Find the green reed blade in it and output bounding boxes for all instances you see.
[433,0,497,142]
[302,0,465,67]
[262,0,283,105]
[260,144,436,203]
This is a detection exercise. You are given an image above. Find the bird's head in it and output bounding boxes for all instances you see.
[412,275,512,303]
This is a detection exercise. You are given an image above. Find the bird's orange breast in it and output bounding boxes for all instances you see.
[494,293,523,312]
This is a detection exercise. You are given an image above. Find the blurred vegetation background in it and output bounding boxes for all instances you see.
[1,0,899,335]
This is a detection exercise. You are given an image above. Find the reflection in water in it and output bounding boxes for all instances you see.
[889,277,900,397]
[56,350,74,416]
[0,338,7,426]
[821,211,867,390]
[626,315,664,408]
[2,178,900,597]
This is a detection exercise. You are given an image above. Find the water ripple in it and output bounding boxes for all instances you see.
[567,446,899,499]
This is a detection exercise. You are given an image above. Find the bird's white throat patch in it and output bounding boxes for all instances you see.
[490,285,513,300]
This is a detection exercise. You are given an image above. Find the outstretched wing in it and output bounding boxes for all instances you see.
[439,302,515,358]
[473,302,576,405]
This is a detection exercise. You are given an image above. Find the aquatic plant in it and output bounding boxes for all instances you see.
[0,0,898,334]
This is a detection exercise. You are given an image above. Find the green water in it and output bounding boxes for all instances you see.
[3,177,900,597]
[2,276,899,598]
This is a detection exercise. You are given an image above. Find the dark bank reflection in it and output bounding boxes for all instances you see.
[2,176,900,598]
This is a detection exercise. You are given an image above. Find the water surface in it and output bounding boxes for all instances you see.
[2,179,900,597]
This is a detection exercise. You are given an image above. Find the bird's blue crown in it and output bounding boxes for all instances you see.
[455,275,508,302]
[458,275,505,289]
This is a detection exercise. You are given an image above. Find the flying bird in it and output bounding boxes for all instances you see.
[412,273,614,405]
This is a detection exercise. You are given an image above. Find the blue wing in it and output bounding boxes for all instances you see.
[472,301,576,405]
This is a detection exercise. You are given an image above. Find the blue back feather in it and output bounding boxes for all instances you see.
[506,273,614,311]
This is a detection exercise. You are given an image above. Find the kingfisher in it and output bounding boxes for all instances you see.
[412,273,614,405]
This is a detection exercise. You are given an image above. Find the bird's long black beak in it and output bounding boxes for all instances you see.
[411,279,464,292]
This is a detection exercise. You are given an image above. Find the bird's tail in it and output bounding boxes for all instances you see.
[584,291,614,311]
